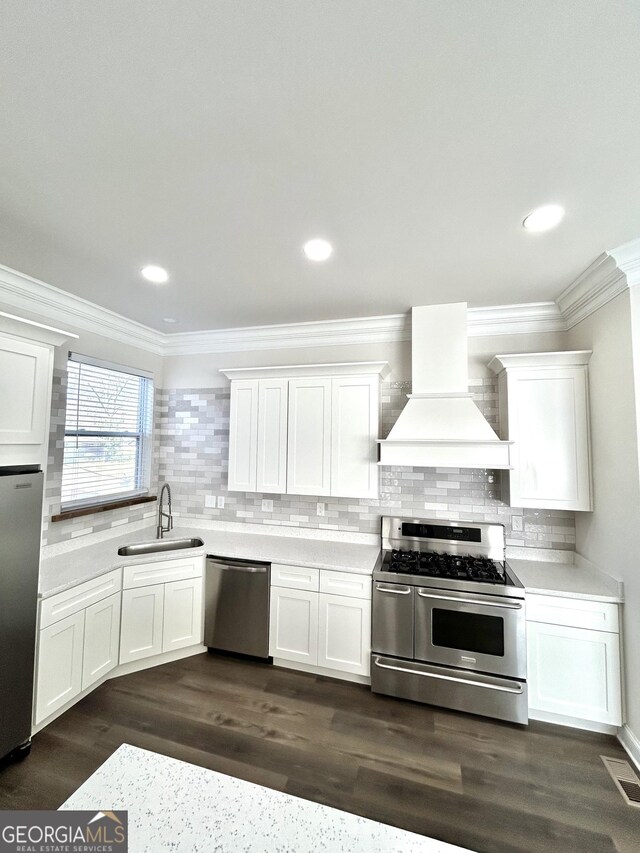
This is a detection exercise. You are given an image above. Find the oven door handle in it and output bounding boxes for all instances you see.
[372,657,525,694]
[374,584,412,595]
[416,590,523,610]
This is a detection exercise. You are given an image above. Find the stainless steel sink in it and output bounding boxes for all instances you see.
[117,537,204,557]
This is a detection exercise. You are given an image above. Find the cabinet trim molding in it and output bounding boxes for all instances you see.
[220,361,390,380]
[489,351,592,373]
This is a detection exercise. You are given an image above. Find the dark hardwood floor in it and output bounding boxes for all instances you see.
[1,653,639,852]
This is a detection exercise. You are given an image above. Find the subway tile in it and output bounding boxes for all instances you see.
[42,374,575,552]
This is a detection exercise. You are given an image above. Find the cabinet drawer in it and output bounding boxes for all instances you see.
[271,564,320,591]
[40,569,122,629]
[123,556,204,589]
[319,570,371,600]
[526,594,619,632]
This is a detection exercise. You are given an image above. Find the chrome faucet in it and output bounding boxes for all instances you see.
[157,483,173,539]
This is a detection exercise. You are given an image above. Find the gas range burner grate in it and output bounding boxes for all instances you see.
[386,549,506,584]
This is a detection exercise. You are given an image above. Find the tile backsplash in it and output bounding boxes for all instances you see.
[152,379,575,550]
[42,370,575,550]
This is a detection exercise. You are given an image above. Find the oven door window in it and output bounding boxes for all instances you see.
[432,608,505,657]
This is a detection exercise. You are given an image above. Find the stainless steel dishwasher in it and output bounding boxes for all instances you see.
[204,555,271,660]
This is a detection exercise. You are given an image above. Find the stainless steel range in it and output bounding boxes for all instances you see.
[371,516,527,725]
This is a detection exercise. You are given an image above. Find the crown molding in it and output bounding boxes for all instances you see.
[0,263,164,355]
[468,301,566,336]
[162,312,410,356]
[556,252,627,329]
[3,239,640,358]
[556,238,640,329]
[164,303,565,355]
[608,237,640,288]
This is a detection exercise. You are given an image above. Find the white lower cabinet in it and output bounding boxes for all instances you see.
[120,558,205,663]
[35,611,85,725]
[526,593,622,728]
[35,572,124,726]
[317,593,371,676]
[270,566,371,678]
[162,577,204,653]
[119,584,165,664]
[35,556,205,728]
[82,592,121,690]
[269,587,319,665]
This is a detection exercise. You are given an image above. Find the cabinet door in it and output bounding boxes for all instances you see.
[0,333,51,462]
[256,379,288,493]
[507,367,591,510]
[162,577,204,653]
[269,587,319,664]
[287,378,331,496]
[330,376,379,498]
[318,593,371,676]
[527,622,621,725]
[119,584,164,664]
[82,592,121,691]
[228,379,259,492]
[35,611,85,725]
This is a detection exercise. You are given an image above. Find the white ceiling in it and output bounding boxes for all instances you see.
[1,1,639,332]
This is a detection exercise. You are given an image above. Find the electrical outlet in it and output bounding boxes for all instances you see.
[317,502,325,517]
[205,495,216,508]
[217,496,225,509]
[262,499,273,512]
[511,515,523,532]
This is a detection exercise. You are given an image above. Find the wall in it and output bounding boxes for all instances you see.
[567,291,640,745]
[163,339,411,388]
[155,376,575,549]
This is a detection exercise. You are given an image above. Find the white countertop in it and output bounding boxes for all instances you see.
[61,744,471,853]
[39,524,382,599]
[40,518,622,605]
[508,556,623,603]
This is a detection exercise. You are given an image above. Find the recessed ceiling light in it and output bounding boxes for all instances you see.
[522,205,565,233]
[303,238,333,262]
[162,317,178,324]
[141,264,169,283]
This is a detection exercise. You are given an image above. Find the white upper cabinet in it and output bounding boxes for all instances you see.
[331,376,379,499]
[228,379,259,492]
[0,314,75,468]
[256,378,288,493]
[221,363,388,498]
[287,377,332,496]
[489,352,593,511]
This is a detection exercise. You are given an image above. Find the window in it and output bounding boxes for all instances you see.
[61,353,154,509]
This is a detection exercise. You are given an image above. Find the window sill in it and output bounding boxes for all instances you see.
[51,495,157,522]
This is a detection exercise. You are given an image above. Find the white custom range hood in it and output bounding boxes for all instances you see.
[378,303,512,469]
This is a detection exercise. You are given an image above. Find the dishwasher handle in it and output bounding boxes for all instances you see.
[207,555,270,573]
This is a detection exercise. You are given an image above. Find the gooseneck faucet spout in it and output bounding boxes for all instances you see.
[157,483,173,539]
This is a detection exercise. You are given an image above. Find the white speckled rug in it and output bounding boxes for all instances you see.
[61,744,473,852]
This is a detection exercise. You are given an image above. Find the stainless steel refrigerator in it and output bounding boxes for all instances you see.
[0,465,43,763]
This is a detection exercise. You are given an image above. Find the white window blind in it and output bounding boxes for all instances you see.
[61,355,154,509]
